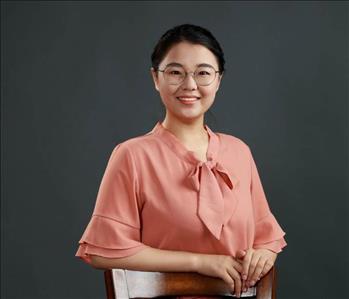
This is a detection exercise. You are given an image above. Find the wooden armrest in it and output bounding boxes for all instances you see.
[104,266,276,299]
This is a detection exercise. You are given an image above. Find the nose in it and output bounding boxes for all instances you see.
[181,72,198,90]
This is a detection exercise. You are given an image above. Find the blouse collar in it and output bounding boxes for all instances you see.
[148,120,220,165]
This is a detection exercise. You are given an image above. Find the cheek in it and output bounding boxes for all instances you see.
[159,86,178,102]
[158,87,176,107]
[158,82,174,94]
[200,86,218,99]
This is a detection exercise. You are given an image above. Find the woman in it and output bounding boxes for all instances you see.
[76,24,287,298]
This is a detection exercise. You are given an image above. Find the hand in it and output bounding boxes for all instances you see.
[235,248,277,292]
[194,254,244,297]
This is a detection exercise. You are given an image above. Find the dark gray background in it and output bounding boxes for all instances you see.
[1,1,348,299]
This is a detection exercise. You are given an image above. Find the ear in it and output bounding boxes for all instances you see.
[216,72,224,92]
[150,67,160,92]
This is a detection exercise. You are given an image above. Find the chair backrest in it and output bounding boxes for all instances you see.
[104,266,276,299]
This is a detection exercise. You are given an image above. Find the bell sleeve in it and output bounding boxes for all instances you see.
[248,147,287,254]
[75,143,148,265]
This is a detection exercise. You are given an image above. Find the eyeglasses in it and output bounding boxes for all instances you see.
[157,65,220,86]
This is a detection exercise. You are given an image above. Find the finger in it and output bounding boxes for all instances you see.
[235,251,245,265]
[241,278,248,293]
[232,258,243,274]
[259,260,274,280]
[250,258,266,284]
[242,250,253,281]
[236,249,246,260]
[222,272,235,294]
[227,267,242,298]
[236,256,244,264]
[247,254,260,283]
[234,275,242,298]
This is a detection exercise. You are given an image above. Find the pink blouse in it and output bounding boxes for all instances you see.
[76,120,287,296]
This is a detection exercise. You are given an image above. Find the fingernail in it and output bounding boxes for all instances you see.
[251,280,255,286]
[242,274,247,280]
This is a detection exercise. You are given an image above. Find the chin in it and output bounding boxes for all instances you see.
[175,112,205,122]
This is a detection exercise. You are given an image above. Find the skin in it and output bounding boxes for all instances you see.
[150,41,279,295]
[236,248,278,292]
[150,41,223,153]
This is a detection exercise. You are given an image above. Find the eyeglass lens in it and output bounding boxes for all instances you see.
[163,66,217,86]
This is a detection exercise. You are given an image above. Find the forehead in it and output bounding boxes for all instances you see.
[160,42,219,69]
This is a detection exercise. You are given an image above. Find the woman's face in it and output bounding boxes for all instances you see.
[151,41,223,123]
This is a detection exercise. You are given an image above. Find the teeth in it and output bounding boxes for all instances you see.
[177,97,199,101]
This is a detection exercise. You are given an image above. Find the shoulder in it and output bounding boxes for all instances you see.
[215,131,252,156]
[109,130,161,159]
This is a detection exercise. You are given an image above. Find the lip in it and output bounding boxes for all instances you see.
[177,95,200,98]
[179,100,199,105]
[176,97,200,105]
[176,96,201,101]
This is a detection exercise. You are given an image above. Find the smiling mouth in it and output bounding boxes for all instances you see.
[176,97,200,102]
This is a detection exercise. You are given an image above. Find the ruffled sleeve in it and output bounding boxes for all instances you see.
[75,143,148,265]
[248,147,287,254]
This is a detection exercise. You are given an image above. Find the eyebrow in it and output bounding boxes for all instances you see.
[164,62,215,68]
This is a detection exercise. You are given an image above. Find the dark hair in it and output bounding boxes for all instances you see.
[151,24,225,75]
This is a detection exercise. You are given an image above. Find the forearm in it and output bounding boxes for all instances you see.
[90,246,200,272]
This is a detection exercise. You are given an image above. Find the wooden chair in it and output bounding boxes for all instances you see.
[104,266,277,299]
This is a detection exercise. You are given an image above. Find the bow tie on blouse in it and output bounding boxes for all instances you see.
[149,121,240,240]
[188,160,239,240]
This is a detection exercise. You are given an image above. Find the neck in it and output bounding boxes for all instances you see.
[161,114,208,145]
